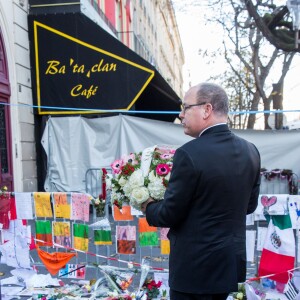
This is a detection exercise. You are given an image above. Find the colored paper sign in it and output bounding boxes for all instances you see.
[113,205,133,221]
[52,221,71,248]
[71,193,90,222]
[138,218,158,247]
[35,220,52,246]
[33,192,53,218]
[73,223,89,251]
[53,192,71,219]
[116,225,136,254]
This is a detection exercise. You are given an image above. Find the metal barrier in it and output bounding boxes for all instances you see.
[84,167,112,199]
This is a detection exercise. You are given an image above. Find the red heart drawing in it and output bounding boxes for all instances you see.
[261,195,277,208]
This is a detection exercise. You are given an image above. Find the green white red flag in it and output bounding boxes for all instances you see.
[258,214,295,283]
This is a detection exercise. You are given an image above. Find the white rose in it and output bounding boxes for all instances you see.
[118,176,127,187]
[123,182,133,197]
[130,187,149,210]
[148,179,165,200]
[128,169,144,188]
[148,170,157,182]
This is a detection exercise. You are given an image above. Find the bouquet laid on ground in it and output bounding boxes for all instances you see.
[231,283,246,300]
[141,276,162,299]
[109,145,177,210]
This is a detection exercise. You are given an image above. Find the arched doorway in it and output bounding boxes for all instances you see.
[0,28,13,191]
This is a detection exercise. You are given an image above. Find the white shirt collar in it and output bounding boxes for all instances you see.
[199,123,227,137]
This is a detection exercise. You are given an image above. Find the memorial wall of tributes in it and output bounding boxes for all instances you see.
[0,168,300,299]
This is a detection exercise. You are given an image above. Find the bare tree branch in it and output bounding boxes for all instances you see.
[243,0,299,51]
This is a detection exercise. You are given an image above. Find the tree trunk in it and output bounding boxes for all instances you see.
[247,91,260,129]
[263,98,272,130]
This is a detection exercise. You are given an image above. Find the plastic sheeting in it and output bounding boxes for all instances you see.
[42,115,300,192]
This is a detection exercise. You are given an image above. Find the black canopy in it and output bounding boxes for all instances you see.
[28,12,181,122]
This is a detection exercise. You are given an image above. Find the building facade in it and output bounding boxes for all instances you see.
[0,0,36,193]
[90,0,184,97]
[0,0,184,193]
[130,0,184,97]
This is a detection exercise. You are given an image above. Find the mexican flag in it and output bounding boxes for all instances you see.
[258,214,295,283]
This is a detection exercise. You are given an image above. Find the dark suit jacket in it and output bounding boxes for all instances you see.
[146,124,261,294]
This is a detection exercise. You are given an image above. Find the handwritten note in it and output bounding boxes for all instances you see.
[71,193,90,222]
[15,192,34,219]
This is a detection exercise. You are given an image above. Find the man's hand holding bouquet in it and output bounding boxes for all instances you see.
[109,145,177,211]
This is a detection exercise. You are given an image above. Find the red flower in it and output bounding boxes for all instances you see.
[162,178,168,187]
[142,278,162,298]
[113,200,122,209]
[121,164,135,176]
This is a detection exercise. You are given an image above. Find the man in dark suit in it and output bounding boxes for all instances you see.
[141,83,261,300]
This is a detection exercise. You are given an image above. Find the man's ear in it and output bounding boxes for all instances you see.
[203,103,213,119]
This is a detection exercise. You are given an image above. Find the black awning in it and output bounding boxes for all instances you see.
[28,12,181,122]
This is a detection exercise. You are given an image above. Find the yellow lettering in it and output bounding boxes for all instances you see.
[78,65,85,73]
[102,64,110,72]
[98,61,116,72]
[109,63,117,71]
[91,64,98,72]
[45,60,66,74]
[97,59,104,71]
[70,84,82,97]
[90,59,117,74]
[72,64,85,73]
[70,84,98,99]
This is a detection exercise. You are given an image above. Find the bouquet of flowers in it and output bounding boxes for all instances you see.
[231,286,246,300]
[109,145,177,210]
[91,195,106,217]
[91,168,108,217]
[141,276,162,299]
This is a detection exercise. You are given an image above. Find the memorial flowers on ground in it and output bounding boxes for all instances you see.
[109,146,177,210]
[231,283,246,300]
[141,276,162,299]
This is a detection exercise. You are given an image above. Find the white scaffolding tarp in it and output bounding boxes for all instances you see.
[42,114,300,192]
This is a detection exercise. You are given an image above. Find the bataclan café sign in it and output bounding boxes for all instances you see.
[28,13,157,115]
